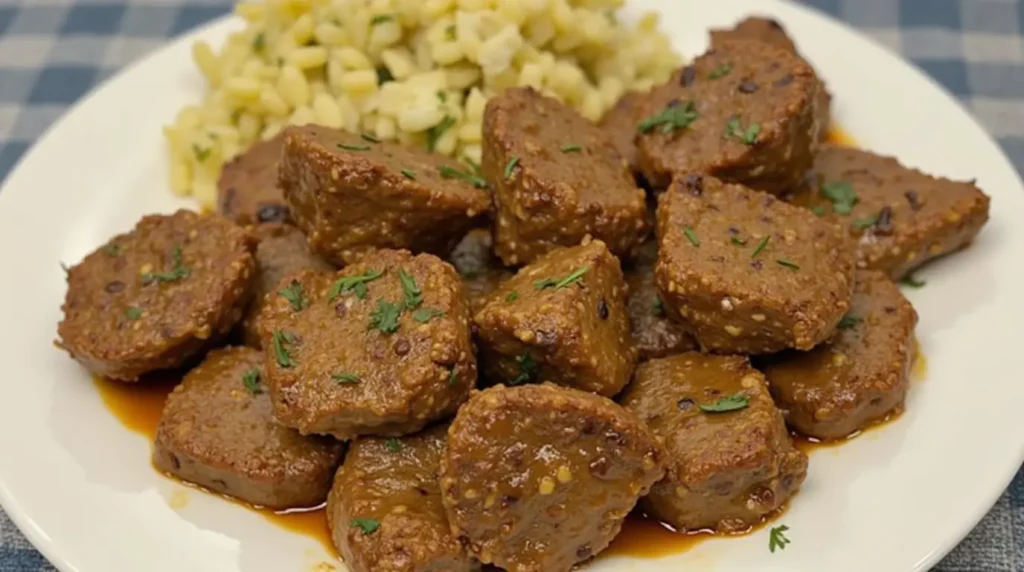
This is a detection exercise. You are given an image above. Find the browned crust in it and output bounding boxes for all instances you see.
[217,133,290,226]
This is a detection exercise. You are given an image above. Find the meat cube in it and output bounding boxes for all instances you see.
[327,424,478,572]
[620,353,807,533]
[656,174,855,354]
[257,249,477,439]
[483,87,648,265]
[761,270,918,439]
[635,39,823,193]
[279,125,491,266]
[153,347,344,509]
[625,241,697,360]
[598,91,648,179]
[217,133,291,225]
[789,145,991,279]
[441,383,665,572]
[473,239,636,397]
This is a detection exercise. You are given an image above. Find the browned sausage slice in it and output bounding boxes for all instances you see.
[327,425,479,572]
[656,174,855,353]
[441,384,665,572]
[620,352,807,533]
[761,270,918,439]
[153,347,344,509]
[56,209,256,381]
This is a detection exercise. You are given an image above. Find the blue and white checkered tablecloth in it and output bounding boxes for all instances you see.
[1,0,1022,570]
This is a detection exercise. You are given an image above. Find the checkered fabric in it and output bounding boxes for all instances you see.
[0,0,1022,570]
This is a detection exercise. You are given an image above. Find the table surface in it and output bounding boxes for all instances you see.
[1,0,1023,570]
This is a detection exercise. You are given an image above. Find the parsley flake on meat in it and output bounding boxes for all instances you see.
[534,266,589,290]
[837,314,861,329]
[400,168,416,180]
[350,518,380,535]
[820,180,858,214]
[142,244,191,284]
[438,165,488,189]
[504,156,520,179]
[708,63,732,79]
[385,438,403,452]
[852,215,878,230]
[103,243,123,257]
[699,393,749,413]
[769,525,791,553]
[723,118,761,145]
[398,269,423,310]
[901,274,926,288]
[638,101,698,134]
[360,133,380,143]
[510,352,538,386]
[751,236,770,257]
[505,291,519,303]
[332,372,360,384]
[338,143,371,151]
[278,280,307,311]
[272,330,298,368]
[328,269,384,301]
[652,297,665,316]
[448,367,458,386]
[561,144,583,153]
[730,235,748,246]
[241,369,262,394]
[125,306,143,320]
[368,300,402,334]
[683,226,700,247]
[412,307,445,323]
[776,258,800,271]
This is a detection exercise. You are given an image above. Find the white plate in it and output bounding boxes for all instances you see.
[1,1,1022,571]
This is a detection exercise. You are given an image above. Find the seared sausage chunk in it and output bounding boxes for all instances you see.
[328,424,478,572]
[280,125,491,266]
[790,145,991,279]
[620,353,807,532]
[483,87,648,265]
[153,347,344,509]
[709,16,832,140]
[258,249,476,439]
[635,39,822,193]
[441,384,665,572]
[449,229,513,313]
[473,239,636,397]
[217,133,290,226]
[762,270,918,439]
[57,210,256,381]
[242,224,333,348]
[626,241,697,360]
[598,91,648,178]
[656,174,855,354]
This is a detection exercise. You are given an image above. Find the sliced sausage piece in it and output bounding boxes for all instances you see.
[635,39,822,194]
[656,174,855,354]
[789,145,991,279]
[761,270,918,439]
[257,249,476,439]
[473,239,636,397]
[56,210,256,381]
[441,383,665,572]
[483,87,648,265]
[242,224,334,348]
[620,353,807,533]
[217,133,290,226]
[448,229,513,313]
[625,241,697,360]
[709,16,832,140]
[598,91,648,179]
[328,424,478,572]
[153,347,344,509]
[279,125,491,266]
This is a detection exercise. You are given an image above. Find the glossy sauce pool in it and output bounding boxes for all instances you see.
[92,124,919,565]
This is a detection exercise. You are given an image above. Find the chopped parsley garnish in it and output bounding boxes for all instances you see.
[125,306,142,320]
[385,438,403,452]
[901,274,926,288]
[820,180,857,215]
[505,291,519,303]
[534,266,589,290]
[751,236,770,257]
[769,525,791,553]
[852,215,878,230]
[328,269,384,301]
[638,101,698,134]
[723,118,760,144]
[699,393,749,413]
[370,14,393,25]
[398,269,423,310]
[350,518,380,535]
[683,226,700,247]
[278,280,307,311]
[731,236,748,246]
[811,205,827,216]
[444,24,456,40]
[837,314,861,329]
[60,262,70,274]
[252,33,265,52]
[708,63,732,79]
[376,66,394,84]
[438,165,488,189]
[241,369,262,394]
[412,307,445,323]
[448,367,458,386]
[192,145,211,162]
[776,258,800,270]
[652,297,665,316]
[561,144,583,153]
[338,143,371,151]
[510,352,538,386]
[426,116,456,152]
[142,244,191,284]
[103,243,123,256]
[401,168,416,180]
[504,156,520,179]
[360,133,380,143]
[368,300,402,334]
[332,372,360,384]
[271,330,298,368]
